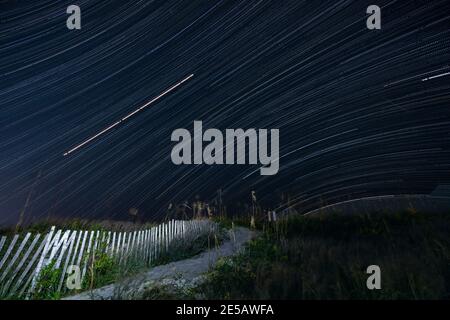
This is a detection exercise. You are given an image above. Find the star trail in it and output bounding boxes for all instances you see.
[0,0,449,225]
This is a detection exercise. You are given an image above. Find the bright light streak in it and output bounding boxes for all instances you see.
[63,74,194,156]
[422,71,450,81]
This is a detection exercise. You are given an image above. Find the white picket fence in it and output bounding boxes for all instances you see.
[0,219,216,298]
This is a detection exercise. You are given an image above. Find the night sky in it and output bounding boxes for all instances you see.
[0,0,449,225]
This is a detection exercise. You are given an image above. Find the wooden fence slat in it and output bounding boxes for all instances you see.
[115,232,122,257]
[0,220,215,298]
[121,232,128,260]
[167,222,170,250]
[133,231,138,258]
[123,232,130,262]
[69,231,83,270]
[162,223,166,253]
[76,231,88,267]
[15,233,49,297]
[0,234,19,271]
[157,225,161,256]
[127,231,134,260]
[141,230,146,263]
[106,231,111,253]
[58,231,78,291]
[81,231,95,282]
[144,230,148,260]
[160,224,164,254]
[136,231,142,258]
[152,227,156,263]
[92,230,100,254]
[0,236,6,254]
[163,223,166,251]
[155,226,158,257]
[54,230,75,269]
[45,228,62,262]
[168,221,171,246]
[144,230,150,264]
[30,226,57,293]
[161,223,166,253]
[165,222,168,250]
[1,233,40,296]
[110,232,116,255]
[0,233,31,282]
[125,231,131,260]
[151,227,155,261]
[150,228,154,262]
[152,227,156,262]
[130,231,137,256]
[134,231,139,254]
[173,220,176,240]
[175,221,178,239]
[119,232,128,264]
[126,231,133,261]
[149,228,153,264]
[154,226,157,261]
[141,230,145,258]
[121,232,127,257]
[140,230,145,262]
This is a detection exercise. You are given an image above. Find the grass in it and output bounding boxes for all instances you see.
[112,229,226,300]
[60,229,225,299]
[32,260,63,300]
[139,273,200,300]
[84,249,121,291]
[198,210,450,299]
[153,230,225,266]
[0,220,224,300]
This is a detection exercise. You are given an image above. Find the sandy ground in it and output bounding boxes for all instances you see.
[64,226,256,300]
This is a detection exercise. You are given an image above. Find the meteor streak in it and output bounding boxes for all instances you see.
[63,74,194,156]
[422,71,450,81]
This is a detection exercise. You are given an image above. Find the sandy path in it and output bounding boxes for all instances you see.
[65,226,255,300]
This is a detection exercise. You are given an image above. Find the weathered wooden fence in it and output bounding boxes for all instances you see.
[0,219,216,298]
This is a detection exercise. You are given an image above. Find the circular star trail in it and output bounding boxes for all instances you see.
[0,0,449,225]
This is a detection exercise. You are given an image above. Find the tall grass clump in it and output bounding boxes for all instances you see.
[200,211,450,299]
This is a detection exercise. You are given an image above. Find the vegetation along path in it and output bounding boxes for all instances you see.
[65,226,256,300]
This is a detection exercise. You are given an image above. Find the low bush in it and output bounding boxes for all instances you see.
[199,211,450,299]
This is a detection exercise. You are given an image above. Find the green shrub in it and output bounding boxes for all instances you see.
[84,251,119,290]
[200,211,450,299]
[154,230,225,266]
[32,260,62,300]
